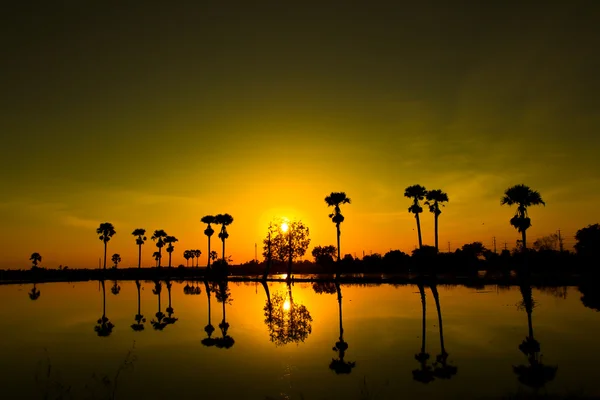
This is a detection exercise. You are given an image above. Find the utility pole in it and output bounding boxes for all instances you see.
[493,236,497,254]
[558,229,564,252]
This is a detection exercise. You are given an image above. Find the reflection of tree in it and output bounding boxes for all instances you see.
[213,280,234,349]
[131,280,146,331]
[111,280,121,295]
[151,281,167,330]
[184,280,202,295]
[263,283,312,346]
[412,283,434,384]
[430,284,457,379]
[513,283,557,389]
[201,280,216,347]
[579,283,600,312]
[95,280,114,337]
[329,282,355,374]
[163,280,178,326]
[29,283,41,300]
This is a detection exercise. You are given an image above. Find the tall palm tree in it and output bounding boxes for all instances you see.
[194,249,202,267]
[329,282,355,374]
[131,280,146,331]
[151,229,168,268]
[97,223,116,271]
[164,236,178,268]
[501,184,545,250]
[30,252,42,269]
[132,229,147,269]
[215,214,234,261]
[183,250,191,267]
[95,280,114,337]
[425,189,449,252]
[324,192,351,266]
[405,185,427,249]
[201,215,216,269]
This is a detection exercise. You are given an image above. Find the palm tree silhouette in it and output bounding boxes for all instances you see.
[96,223,116,271]
[201,280,216,347]
[329,282,356,374]
[425,190,449,252]
[194,249,201,267]
[189,250,196,267]
[164,236,178,268]
[183,250,191,267]
[324,192,351,272]
[430,284,458,379]
[513,283,558,389]
[111,280,121,295]
[152,251,161,267]
[215,214,234,261]
[151,281,167,330]
[131,280,146,331]
[201,215,216,269]
[151,230,168,268]
[111,253,121,269]
[95,280,114,337]
[413,283,434,384]
[214,280,235,349]
[132,229,147,269]
[163,280,178,326]
[110,254,121,296]
[30,252,42,269]
[28,284,41,300]
[405,185,427,249]
[501,185,545,251]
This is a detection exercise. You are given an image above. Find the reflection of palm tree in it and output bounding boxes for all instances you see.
[215,214,234,261]
[97,223,116,271]
[430,284,457,379]
[131,280,146,331]
[501,185,545,251]
[513,283,557,388]
[151,281,167,330]
[29,283,41,300]
[132,228,147,269]
[412,283,434,383]
[213,280,234,349]
[329,282,355,374]
[201,215,216,269]
[201,280,216,347]
[163,280,178,326]
[151,230,168,268]
[95,280,114,337]
[324,192,351,269]
[263,282,312,346]
[425,190,449,252]
[111,280,121,295]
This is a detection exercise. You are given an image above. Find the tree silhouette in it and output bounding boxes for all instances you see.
[132,229,147,269]
[325,192,351,276]
[164,236,178,268]
[425,189,449,252]
[189,250,196,267]
[163,280,178,326]
[97,223,116,271]
[262,222,277,280]
[194,249,201,267]
[430,284,458,379]
[213,280,235,349]
[575,223,600,262]
[30,252,42,269]
[215,214,234,261]
[201,215,216,269]
[329,282,355,374]
[261,219,310,280]
[201,280,216,347]
[29,283,41,300]
[111,253,121,269]
[131,280,146,331]
[513,282,558,388]
[95,280,114,337]
[152,251,161,267]
[151,230,168,268]
[151,281,167,330]
[312,245,336,269]
[111,280,121,295]
[263,283,312,346]
[183,250,191,267]
[501,185,545,251]
[412,283,434,384]
[405,185,427,249]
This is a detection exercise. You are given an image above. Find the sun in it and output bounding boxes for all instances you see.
[281,222,289,232]
[283,299,291,311]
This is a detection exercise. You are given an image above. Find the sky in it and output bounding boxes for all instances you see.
[1,1,599,269]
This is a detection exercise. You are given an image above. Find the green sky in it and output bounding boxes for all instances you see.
[1,1,599,269]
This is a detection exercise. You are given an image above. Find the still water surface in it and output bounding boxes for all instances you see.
[1,281,598,399]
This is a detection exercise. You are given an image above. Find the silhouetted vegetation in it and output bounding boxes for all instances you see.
[95,280,114,337]
[150,230,168,269]
[325,192,351,278]
[262,219,310,280]
[131,280,146,331]
[215,213,234,261]
[425,189,449,252]
[97,223,116,271]
[132,228,147,269]
[501,185,545,251]
[201,215,216,270]
[263,283,312,346]
[405,185,427,249]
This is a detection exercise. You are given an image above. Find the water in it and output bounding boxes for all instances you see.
[1,280,598,399]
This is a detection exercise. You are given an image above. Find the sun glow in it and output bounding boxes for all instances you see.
[281,222,289,232]
[283,299,291,311]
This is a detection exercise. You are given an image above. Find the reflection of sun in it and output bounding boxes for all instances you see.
[281,222,289,232]
[283,299,291,311]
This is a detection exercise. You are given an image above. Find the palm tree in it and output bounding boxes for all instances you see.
[329,282,355,374]
[30,252,42,269]
[164,236,178,268]
[430,284,458,379]
[152,251,161,267]
[151,229,168,268]
[215,214,234,261]
[131,280,146,331]
[132,229,147,269]
[413,283,434,384]
[183,250,191,267]
[405,185,427,249]
[324,192,351,266]
[501,185,545,250]
[97,223,116,271]
[111,253,121,269]
[194,249,202,267]
[95,280,114,337]
[201,215,216,269]
[425,189,449,252]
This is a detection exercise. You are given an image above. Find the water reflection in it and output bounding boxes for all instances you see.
[330,282,355,374]
[213,280,234,349]
[151,280,167,330]
[430,284,457,379]
[131,280,146,331]
[513,281,558,388]
[28,283,40,301]
[263,282,312,346]
[164,280,178,327]
[413,283,434,384]
[111,280,121,295]
[202,280,216,347]
[95,280,114,337]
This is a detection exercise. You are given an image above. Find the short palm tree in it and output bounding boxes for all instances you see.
[97,223,116,270]
[201,215,217,269]
[325,192,351,265]
[501,185,545,250]
[194,249,202,267]
[132,229,147,269]
[183,250,191,267]
[405,185,427,249]
[152,251,161,267]
[164,236,178,268]
[111,253,121,269]
[215,214,234,261]
[30,252,42,269]
[151,229,168,268]
[425,189,449,251]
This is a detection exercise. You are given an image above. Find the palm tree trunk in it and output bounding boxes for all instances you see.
[138,244,142,269]
[336,223,341,262]
[522,230,527,251]
[222,237,226,261]
[287,232,293,279]
[434,214,439,252]
[196,256,199,268]
[431,285,445,355]
[204,280,212,325]
[336,283,344,341]
[168,252,172,268]
[207,237,211,269]
[136,281,142,316]
[416,214,423,249]
[527,308,534,340]
[101,280,106,318]
[418,284,426,353]
[158,248,162,268]
[103,242,107,270]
